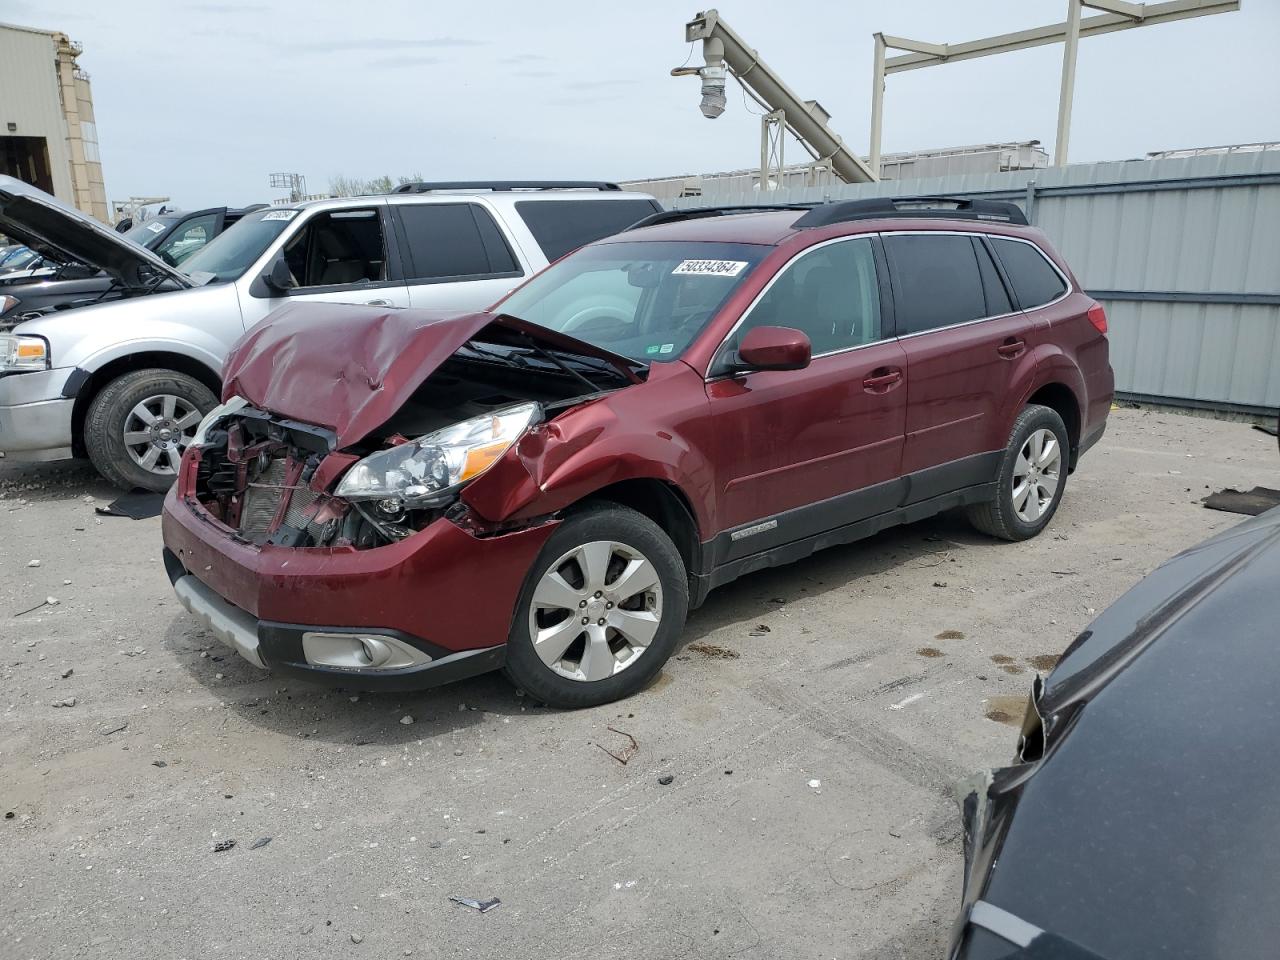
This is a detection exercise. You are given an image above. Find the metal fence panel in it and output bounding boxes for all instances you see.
[673,151,1280,412]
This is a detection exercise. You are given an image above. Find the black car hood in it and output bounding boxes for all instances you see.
[961,507,1280,960]
[0,176,191,291]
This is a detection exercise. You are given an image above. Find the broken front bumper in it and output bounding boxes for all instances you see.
[161,487,559,690]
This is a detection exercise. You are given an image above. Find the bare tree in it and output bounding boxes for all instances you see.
[328,173,426,197]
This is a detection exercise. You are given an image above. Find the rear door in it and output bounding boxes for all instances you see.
[884,231,1040,491]
[392,201,527,310]
[707,235,908,561]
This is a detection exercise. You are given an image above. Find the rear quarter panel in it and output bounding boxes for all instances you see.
[1014,290,1113,445]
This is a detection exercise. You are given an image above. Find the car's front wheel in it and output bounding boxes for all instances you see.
[84,368,218,492]
[504,503,688,708]
[967,404,1070,541]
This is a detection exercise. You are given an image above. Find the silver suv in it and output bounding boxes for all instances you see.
[0,178,659,490]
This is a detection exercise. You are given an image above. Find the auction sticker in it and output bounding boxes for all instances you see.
[146,221,166,233]
[262,209,299,221]
[672,259,748,277]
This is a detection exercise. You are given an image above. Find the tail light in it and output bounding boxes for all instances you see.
[1086,302,1108,335]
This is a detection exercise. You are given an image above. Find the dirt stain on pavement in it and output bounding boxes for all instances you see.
[916,647,944,658]
[990,654,1015,664]
[1000,664,1026,675]
[935,630,965,640]
[984,696,1028,726]
[645,671,673,692]
[1026,654,1059,671]
[687,642,740,660]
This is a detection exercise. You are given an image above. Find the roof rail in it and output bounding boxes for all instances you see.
[626,203,814,231]
[392,180,622,194]
[794,196,1028,228]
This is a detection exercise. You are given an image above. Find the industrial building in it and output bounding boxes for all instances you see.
[621,140,1049,203]
[0,21,108,222]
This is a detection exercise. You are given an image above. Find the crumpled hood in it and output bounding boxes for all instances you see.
[221,301,642,447]
[0,175,190,290]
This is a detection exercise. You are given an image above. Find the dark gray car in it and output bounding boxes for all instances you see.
[951,504,1280,960]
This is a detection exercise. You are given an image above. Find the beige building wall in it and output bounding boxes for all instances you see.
[0,21,109,222]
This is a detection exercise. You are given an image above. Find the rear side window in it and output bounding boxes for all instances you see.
[990,237,1067,308]
[974,238,1013,316]
[516,199,659,262]
[884,234,986,335]
[396,203,520,281]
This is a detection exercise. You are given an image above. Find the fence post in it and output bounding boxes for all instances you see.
[1024,179,1038,225]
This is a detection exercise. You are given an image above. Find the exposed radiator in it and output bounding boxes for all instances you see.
[284,486,319,529]
[239,458,288,542]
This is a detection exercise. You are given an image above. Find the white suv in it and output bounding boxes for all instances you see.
[0,178,659,490]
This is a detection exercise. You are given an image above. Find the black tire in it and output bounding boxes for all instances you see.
[967,404,1070,542]
[504,503,689,708]
[84,368,218,492]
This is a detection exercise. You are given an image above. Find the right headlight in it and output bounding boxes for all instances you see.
[0,333,49,372]
[336,402,539,506]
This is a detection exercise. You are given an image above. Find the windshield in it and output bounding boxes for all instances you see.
[122,218,177,249]
[179,209,298,282]
[495,240,768,363]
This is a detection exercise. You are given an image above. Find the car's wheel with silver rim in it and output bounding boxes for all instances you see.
[84,368,218,493]
[504,503,688,708]
[967,404,1070,542]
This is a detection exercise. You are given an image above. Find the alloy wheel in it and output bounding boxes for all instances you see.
[527,540,664,682]
[122,393,202,476]
[1012,427,1062,523]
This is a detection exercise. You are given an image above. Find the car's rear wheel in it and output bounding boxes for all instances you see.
[967,404,1070,542]
[84,368,218,492]
[504,503,688,708]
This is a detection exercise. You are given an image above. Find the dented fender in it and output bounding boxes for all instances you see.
[462,362,716,533]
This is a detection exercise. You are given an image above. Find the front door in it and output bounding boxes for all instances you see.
[883,232,1042,487]
[707,235,908,563]
[244,206,411,328]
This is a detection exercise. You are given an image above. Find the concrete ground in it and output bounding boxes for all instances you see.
[2,407,1276,960]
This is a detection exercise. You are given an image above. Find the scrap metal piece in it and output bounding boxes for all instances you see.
[1203,486,1280,517]
[449,896,500,913]
[595,726,638,765]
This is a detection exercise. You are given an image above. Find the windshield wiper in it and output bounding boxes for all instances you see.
[86,276,126,304]
[515,335,601,393]
[460,339,606,394]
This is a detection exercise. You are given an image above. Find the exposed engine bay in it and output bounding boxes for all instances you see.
[191,340,633,549]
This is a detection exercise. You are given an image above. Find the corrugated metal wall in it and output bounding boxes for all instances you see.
[673,151,1280,413]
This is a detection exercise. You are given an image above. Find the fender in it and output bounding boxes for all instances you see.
[461,363,716,533]
[78,336,225,382]
[1002,342,1086,440]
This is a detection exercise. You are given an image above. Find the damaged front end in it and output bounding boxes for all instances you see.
[189,399,542,550]
[186,316,640,550]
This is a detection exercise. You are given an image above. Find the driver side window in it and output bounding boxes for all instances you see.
[282,209,387,289]
[726,237,882,361]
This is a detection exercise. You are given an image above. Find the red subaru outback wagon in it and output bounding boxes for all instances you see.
[162,197,1112,707]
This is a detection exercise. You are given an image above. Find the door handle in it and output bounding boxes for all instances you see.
[997,338,1026,359]
[862,368,903,391]
[366,298,392,306]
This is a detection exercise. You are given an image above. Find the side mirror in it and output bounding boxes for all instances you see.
[737,326,811,372]
[263,257,295,293]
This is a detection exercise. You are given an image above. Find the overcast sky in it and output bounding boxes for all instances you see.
[4,0,1278,209]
